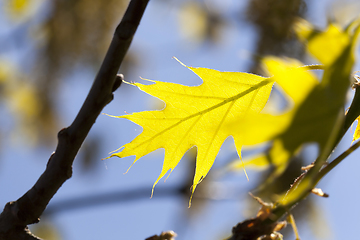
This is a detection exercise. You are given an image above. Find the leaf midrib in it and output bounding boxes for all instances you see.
[123,78,274,152]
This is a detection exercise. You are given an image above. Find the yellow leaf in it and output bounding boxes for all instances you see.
[109,59,274,205]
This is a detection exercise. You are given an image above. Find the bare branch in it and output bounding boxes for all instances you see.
[0,0,149,239]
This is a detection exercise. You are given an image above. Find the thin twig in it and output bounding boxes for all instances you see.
[315,140,360,182]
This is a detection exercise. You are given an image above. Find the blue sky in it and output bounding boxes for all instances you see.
[1,0,360,239]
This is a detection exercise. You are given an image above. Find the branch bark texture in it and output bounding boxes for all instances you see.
[0,0,149,239]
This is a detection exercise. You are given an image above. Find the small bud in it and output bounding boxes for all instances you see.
[112,74,123,92]
[311,188,329,197]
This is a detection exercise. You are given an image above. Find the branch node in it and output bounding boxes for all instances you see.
[57,128,69,140]
[112,74,123,92]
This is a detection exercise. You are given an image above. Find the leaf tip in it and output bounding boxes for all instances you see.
[237,151,250,181]
[172,56,187,68]
[124,163,135,175]
[188,186,195,208]
[101,150,123,161]
[188,181,199,208]
[139,76,157,83]
[242,165,250,182]
[151,176,163,199]
[102,113,121,118]
[109,146,125,155]
[150,187,154,199]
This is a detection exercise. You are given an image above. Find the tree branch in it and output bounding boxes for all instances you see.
[0,0,149,239]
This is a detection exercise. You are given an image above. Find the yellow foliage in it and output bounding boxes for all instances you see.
[0,59,43,145]
[108,19,360,204]
[3,0,42,22]
[108,58,274,205]
[178,2,208,43]
[296,20,350,66]
[6,0,29,13]
[8,84,40,119]
[227,57,319,173]
[0,59,15,83]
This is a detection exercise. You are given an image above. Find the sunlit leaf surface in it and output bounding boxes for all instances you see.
[109,59,274,204]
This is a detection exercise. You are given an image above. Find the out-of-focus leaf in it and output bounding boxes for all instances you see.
[226,57,318,173]
[178,2,224,44]
[3,0,43,22]
[296,20,350,66]
[0,59,14,84]
[0,59,55,146]
[4,0,30,16]
[5,79,42,145]
[30,222,61,240]
[8,83,40,119]
[227,20,360,184]
[178,2,207,43]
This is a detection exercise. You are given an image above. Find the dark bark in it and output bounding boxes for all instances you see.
[0,0,149,239]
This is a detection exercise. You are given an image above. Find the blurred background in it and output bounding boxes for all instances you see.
[0,0,360,239]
